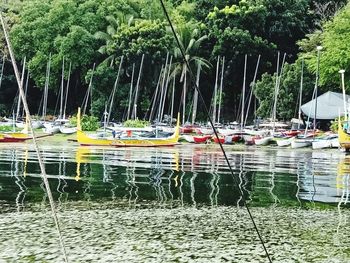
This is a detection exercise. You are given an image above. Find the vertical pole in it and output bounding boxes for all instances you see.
[314,46,322,132]
[212,56,220,124]
[298,59,304,130]
[126,63,135,120]
[241,54,247,130]
[192,63,201,124]
[217,56,225,124]
[339,69,346,120]
[132,54,145,120]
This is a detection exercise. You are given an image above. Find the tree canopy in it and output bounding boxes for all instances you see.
[0,0,348,123]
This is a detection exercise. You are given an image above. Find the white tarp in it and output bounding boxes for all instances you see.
[300,91,350,120]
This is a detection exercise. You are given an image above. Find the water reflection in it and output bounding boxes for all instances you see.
[0,144,350,212]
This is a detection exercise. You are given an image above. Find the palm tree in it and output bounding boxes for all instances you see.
[172,23,210,124]
[94,13,135,66]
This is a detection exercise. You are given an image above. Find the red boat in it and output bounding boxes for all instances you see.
[180,126,194,134]
[282,130,301,137]
[193,135,211,144]
[212,136,225,144]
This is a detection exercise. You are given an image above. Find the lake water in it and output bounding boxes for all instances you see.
[0,142,349,262]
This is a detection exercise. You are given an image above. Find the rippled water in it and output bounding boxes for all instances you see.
[0,142,349,262]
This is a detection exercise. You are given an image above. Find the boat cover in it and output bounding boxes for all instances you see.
[301,91,350,119]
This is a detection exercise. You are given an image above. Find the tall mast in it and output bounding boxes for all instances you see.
[42,54,51,121]
[59,56,65,119]
[149,65,163,122]
[126,63,135,120]
[16,56,26,121]
[244,55,261,127]
[63,62,72,120]
[272,52,286,136]
[212,56,220,124]
[107,55,124,125]
[157,53,169,123]
[160,55,173,122]
[217,56,225,124]
[192,63,201,124]
[132,54,145,120]
[298,59,304,130]
[82,63,95,115]
[170,75,175,124]
[241,54,247,130]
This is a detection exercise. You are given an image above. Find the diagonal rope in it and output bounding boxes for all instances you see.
[158,1,273,262]
[0,12,69,263]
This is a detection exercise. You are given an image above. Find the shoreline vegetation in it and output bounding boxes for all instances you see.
[0,0,349,126]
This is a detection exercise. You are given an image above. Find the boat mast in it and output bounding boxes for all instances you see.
[217,56,225,124]
[241,54,247,130]
[107,55,124,125]
[42,54,51,121]
[313,46,322,133]
[16,56,26,122]
[272,52,286,136]
[160,55,173,122]
[59,56,65,119]
[170,74,175,124]
[157,53,169,123]
[21,68,30,118]
[132,53,145,120]
[126,63,135,120]
[298,59,304,130]
[82,63,95,116]
[339,69,347,121]
[212,56,220,125]
[191,63,201,125]
[149,65,163,122]
[182,66,187,124]
[244,55,261,127]
[63,61,72,120]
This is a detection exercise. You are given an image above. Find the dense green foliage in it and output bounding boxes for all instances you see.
[0,0,349,123]
[123,119,150,128]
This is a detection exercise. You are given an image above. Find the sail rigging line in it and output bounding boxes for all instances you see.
[158,1,272,262]
[0,12,68,263]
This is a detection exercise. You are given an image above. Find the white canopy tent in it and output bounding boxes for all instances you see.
[300,91,350,120]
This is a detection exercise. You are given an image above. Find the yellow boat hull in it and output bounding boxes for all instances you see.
[338,120,350,150]
[76,108,180,147]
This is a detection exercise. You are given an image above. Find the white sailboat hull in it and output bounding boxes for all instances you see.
[291,139,312,149]
[254,136,273,146]
[276,137,294,147]
[59,126,77,134]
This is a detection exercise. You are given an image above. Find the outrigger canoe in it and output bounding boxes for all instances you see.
[0,132,31,143]
[76,108,180,147]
